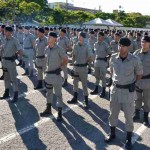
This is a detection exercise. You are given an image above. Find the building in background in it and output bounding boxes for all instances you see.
[48,2,102,13]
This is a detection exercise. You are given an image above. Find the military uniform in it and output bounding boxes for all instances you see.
[23,27,35,76]
[0,27,22,103]
[133,36,150,126]
[57,33,71,86]
[88,31,97,73]
[67,32,93,107]
[0,26,5,80]
[110,40,119,53]
[110,33,120,53]
[34,29,48,89]
[40,32,68,121]
[91,36,112,97]
[105,38,143,150]
[16,27,24,66]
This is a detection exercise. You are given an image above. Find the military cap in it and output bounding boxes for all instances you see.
[115,32,120,36]
[44,27,49,31]
[60,28,66,33]
[79,32,86,38]
[38,28,44,33]
[5,26,13,32]
[49,32,57,38]
[50,27,53,31]
[142,35,150,42]
[90,30,94,34]
[18,26,23,30]
[119,37,131,46]
[98,31,104,36]
[24,26,30,30]
[77,28,81,32]
[1,25,5,28]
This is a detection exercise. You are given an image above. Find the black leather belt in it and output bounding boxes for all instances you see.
[24,47,33,49]
[45,68,62,75]
[2,56,16,62]
[96,57,107,61]
[36,55,45,59]
[74,63,87,67]
[115,82,135,92]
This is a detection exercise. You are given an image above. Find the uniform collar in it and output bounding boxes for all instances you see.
[116,52,132,61]
[139,49,150,54]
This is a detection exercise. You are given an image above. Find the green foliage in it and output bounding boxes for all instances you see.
[0,0,150,28]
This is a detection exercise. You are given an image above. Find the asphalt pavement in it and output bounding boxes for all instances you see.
[0,62,149,150]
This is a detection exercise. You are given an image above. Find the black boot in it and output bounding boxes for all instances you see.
[100,87,106,98]
[88,68,92,74]
[133,109,140,121]
[143,112,150,126]
[0,89,9,99]
[40,103,52,117]
[84,96,89,108]
[125,132,132,150]
[11,92,18,103]
[67,92,78,104]
[21,61,25,68]
[0,72,4,80]
[29,69,34,77]
[105,126,116,143]
[17,60,22,66]
[57,107,63,121]
[90,85,98,95]
[62,79,68,87]
[34,80,43,90]
[22,68,29,76]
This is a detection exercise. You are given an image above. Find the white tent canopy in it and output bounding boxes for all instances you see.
[83,18,112,26]
[106,19,123,27]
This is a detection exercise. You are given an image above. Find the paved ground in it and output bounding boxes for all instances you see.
[0,62,150,150]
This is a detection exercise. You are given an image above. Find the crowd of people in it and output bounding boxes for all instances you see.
[0,24,150,150]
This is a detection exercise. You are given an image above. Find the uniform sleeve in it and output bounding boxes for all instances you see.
[87,45,94,57]
[15,39,22,51]
[65,37,71,47]
[134,57,143,75]
[30,34,35,43]
[133,41,138,51]
[105,43,112,55]
[73,44,77,55]
[58,47,68,59]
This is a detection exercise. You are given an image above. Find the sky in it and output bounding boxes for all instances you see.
[48,0,150,15]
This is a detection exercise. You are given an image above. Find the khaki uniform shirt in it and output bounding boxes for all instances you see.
[94,41,112,68]
[57,36,71,52]
[23,33,35,49]
[109,53,143,103]
[135,39,141,49]
[110,40,119,53]
[134,49,150,89]
[17,32,24,49]
[88,36,97,50]
[44,44,68,85]
[73,42,93,65]
[1,36,21,68]
[128,39,138,53]
[35,36,48,67]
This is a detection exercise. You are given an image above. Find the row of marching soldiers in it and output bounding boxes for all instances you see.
[0,24,150,150]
